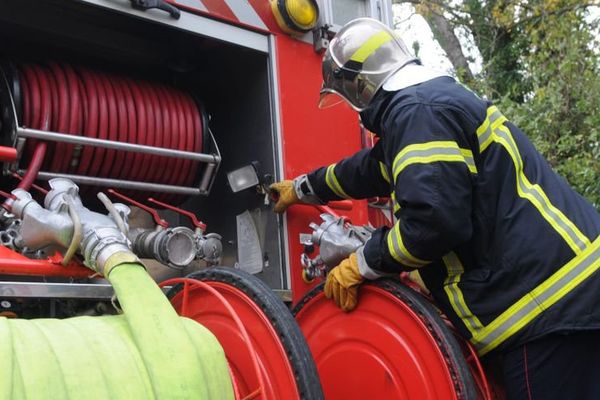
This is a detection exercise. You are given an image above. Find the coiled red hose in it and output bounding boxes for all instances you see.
[16,62,204,202]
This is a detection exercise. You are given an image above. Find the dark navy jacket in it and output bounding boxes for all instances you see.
[307,76,600,355]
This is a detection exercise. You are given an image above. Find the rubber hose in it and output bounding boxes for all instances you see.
[0,261,234,399]
[17,63,204,202]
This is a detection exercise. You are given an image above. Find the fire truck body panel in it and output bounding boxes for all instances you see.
[0,0,393,300]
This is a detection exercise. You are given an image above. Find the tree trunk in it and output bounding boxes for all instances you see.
[392,0,474,82]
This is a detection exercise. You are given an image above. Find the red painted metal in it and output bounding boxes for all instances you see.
[275,35,367,303]
[198,0,237,22]
[163,277,300,400]
[294,285,463,400]
[0,246,91,278]
[0,146,17,163]
[166,0,274,34]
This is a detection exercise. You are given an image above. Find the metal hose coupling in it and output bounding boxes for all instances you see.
[12,178,136,275]
[128,226,197,269]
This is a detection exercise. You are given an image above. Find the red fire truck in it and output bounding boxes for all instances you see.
[0,1,493,398]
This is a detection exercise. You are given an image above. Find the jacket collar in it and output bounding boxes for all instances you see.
[359,65,450,136]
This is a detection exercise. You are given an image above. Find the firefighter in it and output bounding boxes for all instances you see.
[270,18,600,399]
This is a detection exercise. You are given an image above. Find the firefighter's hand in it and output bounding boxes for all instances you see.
[324,253,365,312]
[269,180,299,213]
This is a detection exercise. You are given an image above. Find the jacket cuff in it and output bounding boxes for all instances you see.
[356,246,389,279]
[363,227,415,274]
[293,174,324,205]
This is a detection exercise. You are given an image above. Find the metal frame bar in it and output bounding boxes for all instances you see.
[76,0,269,53]
[0,281,292,301]
[17,127,219,163]
[27,171,203,195]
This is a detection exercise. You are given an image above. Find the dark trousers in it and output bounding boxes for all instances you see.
[502,331,600,400]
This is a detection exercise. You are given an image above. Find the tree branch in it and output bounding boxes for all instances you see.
[393,0,475,82]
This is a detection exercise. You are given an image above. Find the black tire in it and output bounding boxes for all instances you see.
[292,279,479,400]
[167,267,324,400]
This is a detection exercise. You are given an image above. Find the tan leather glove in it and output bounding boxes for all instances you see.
[324,253,365,312]
[269,180,299,213]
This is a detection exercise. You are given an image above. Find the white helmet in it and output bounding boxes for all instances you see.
[319,18,417,112]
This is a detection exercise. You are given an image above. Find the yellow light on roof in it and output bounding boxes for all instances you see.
[287,0,317,27]
[271,0,319,35]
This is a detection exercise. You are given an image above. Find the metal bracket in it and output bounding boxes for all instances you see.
[129,0,181,19]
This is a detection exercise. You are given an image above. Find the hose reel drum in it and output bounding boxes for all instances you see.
[0,62,220,202]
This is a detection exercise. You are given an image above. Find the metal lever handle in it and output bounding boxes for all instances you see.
[130,0,181,19]
[107,189,168,228]
[147,197,207,232]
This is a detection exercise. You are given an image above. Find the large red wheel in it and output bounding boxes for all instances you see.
[293,280,481,400]
[164,267,323,400]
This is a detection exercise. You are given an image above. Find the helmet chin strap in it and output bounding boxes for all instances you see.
[382,63,450,92]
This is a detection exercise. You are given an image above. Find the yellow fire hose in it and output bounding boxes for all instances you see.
[0,254,234,399]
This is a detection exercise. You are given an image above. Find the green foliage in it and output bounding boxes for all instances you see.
[467,1,600,208]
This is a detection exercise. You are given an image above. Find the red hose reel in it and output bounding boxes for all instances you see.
[1,62,218,201]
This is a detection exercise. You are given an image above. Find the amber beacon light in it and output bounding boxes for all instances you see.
[271,0,319,34]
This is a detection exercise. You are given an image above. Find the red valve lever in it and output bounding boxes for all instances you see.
[147,197,207,232]
[315,205,341,219]
[0,191,16,201]
[327,200,353,211]
[297,200,354,220]
[0,191,16,212]
[0,146,17,163]
[107,189,168,228]
[12,173,49,195]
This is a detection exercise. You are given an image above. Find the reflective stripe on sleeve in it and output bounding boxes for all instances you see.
[392,141,477,180]
[472,235,600,356]
[476,106,590,254]
[386,222,429,268]
[379,162,391,183]
[442,252,483,337]
[325,164,350,199]
[391,191,400,213]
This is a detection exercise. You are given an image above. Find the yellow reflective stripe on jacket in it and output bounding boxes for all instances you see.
[476,106,506,152]
[391,191,400,213]
[379,162,391,183]
[349,31,393,63]
[386,222,429,268]
[325,164,350,199]
[392,141,477,180]
[472,235,600,356]
[442,252,483,336]
[476,106,590,254]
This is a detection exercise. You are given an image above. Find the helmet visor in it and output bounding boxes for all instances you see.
[318,88,353,110]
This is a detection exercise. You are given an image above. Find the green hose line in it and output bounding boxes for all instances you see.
[0,260,234,399]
